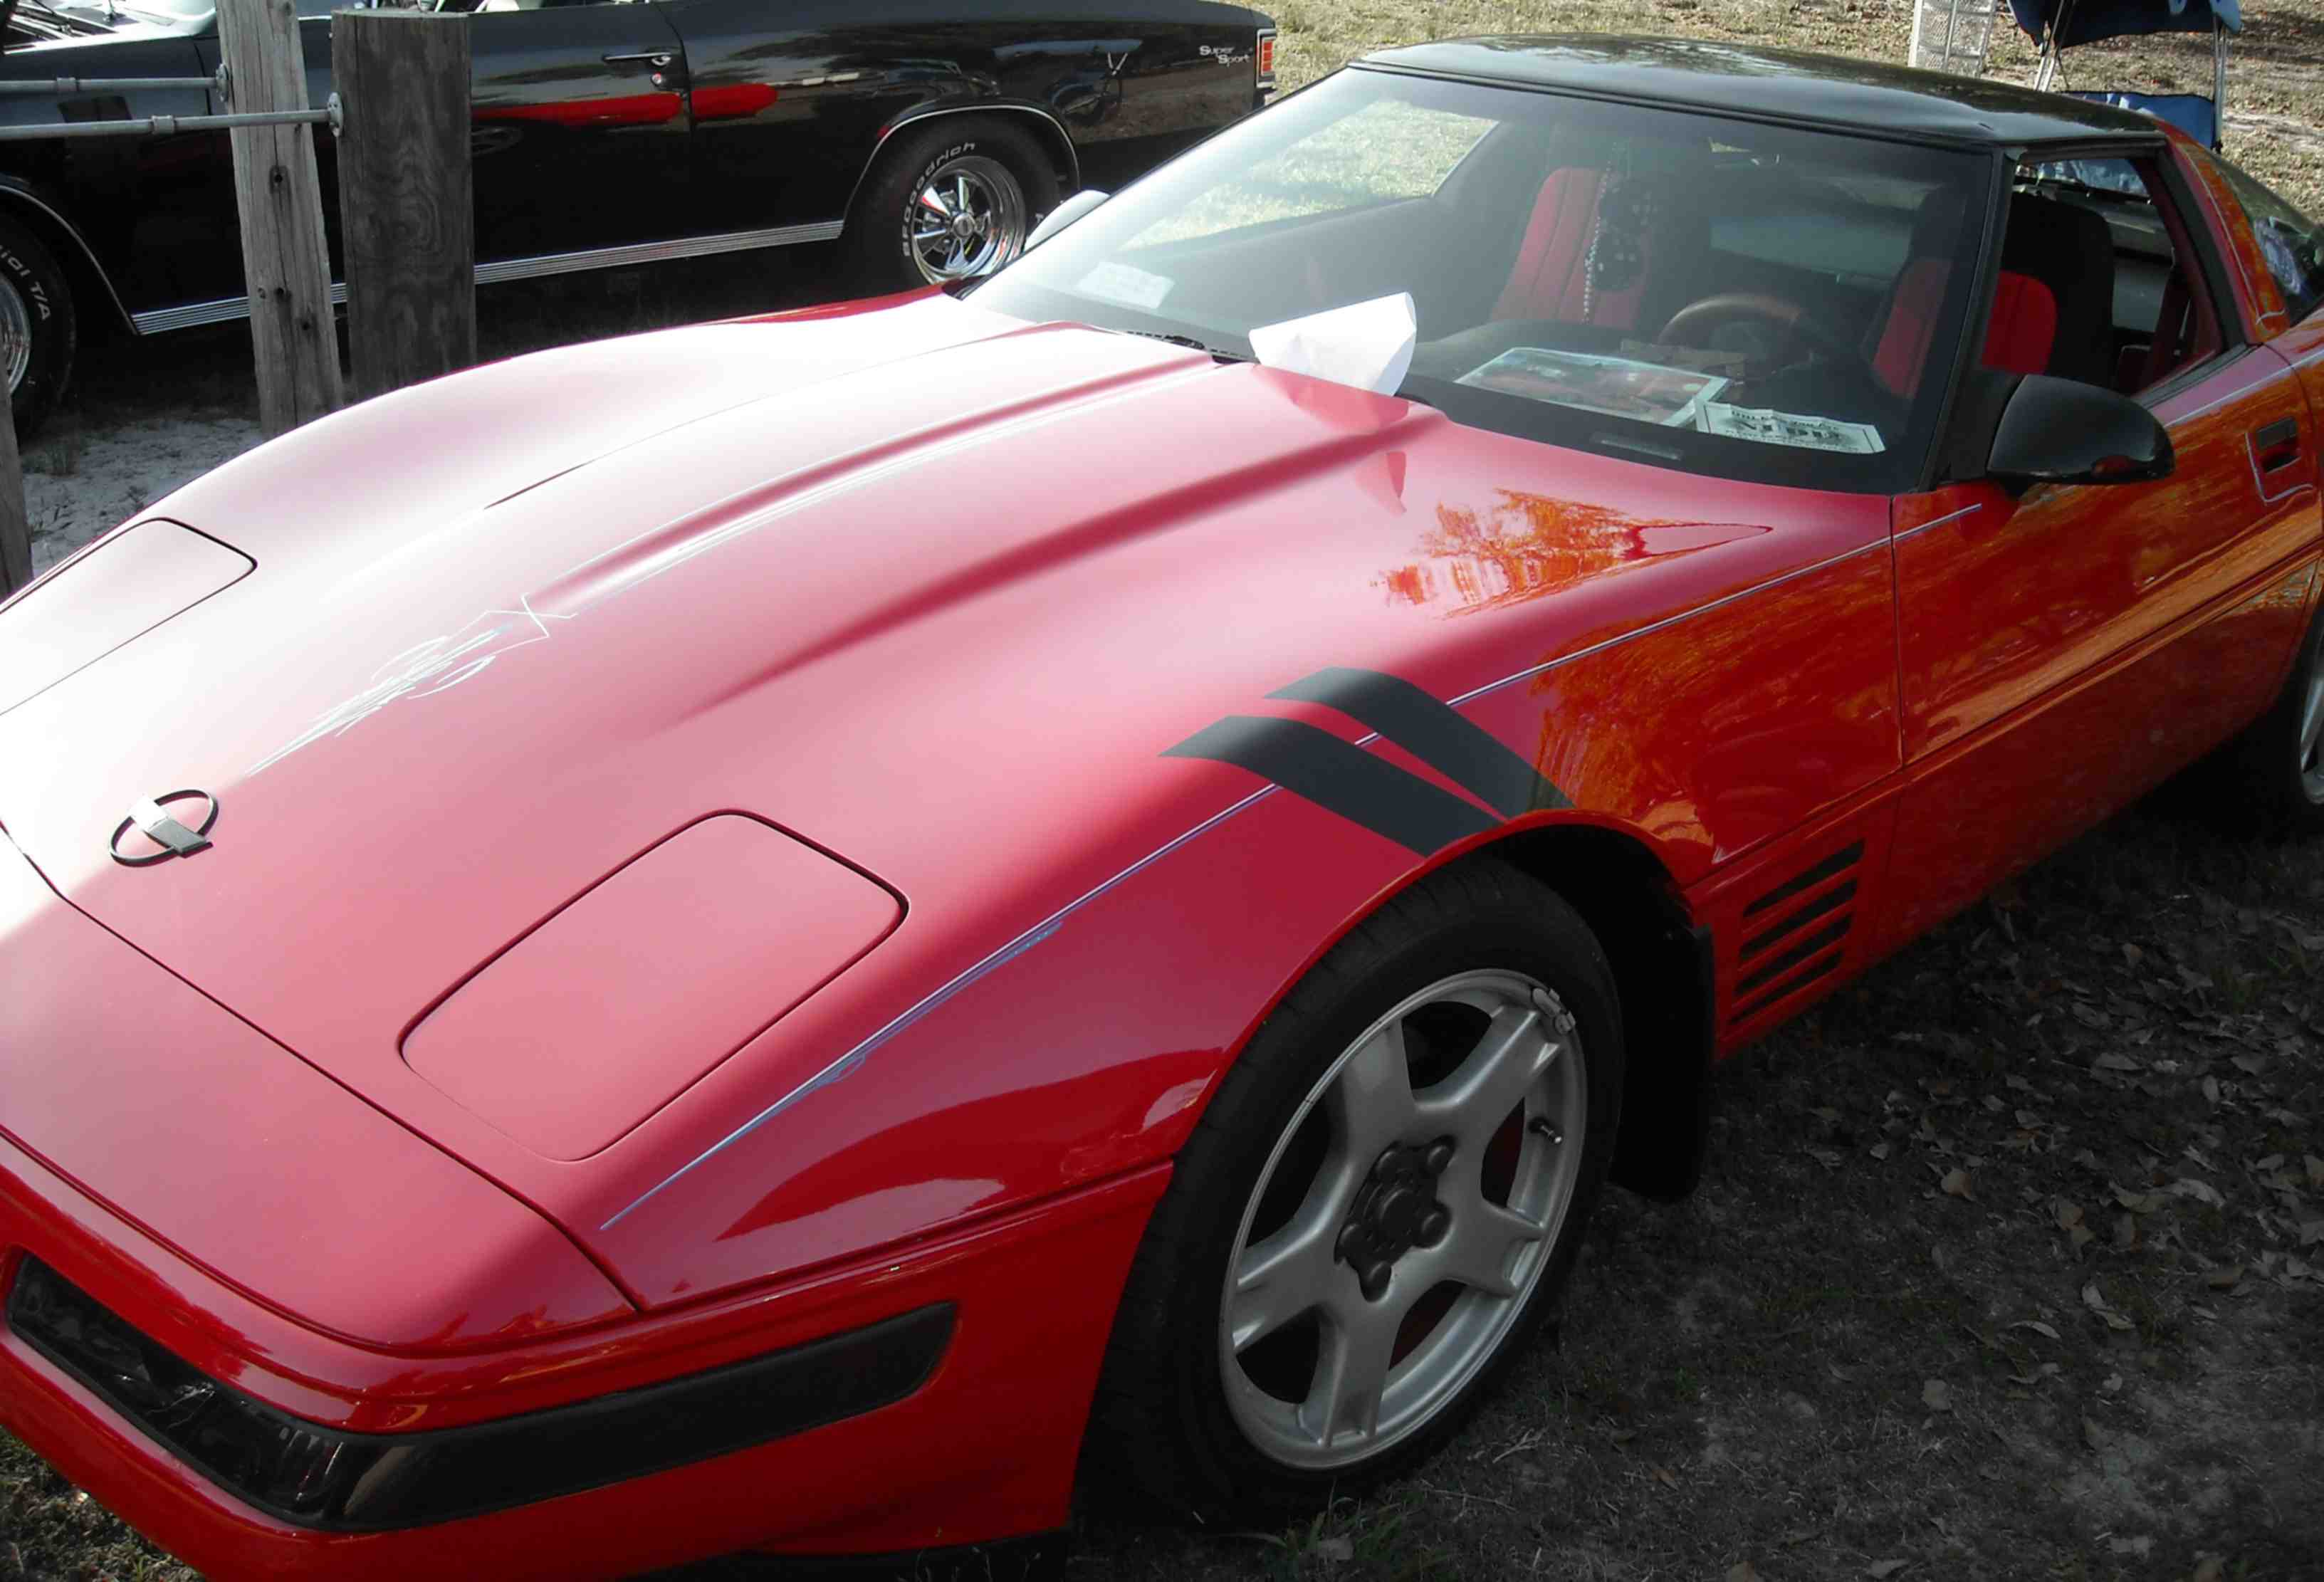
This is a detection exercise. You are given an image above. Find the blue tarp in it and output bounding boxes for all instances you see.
[2009,0,2241,49]
[2063,89,2219,144]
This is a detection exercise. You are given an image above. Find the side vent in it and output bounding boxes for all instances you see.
[1728,841,1864,1026]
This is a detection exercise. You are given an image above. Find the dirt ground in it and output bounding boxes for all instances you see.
[5,4,2323,1580]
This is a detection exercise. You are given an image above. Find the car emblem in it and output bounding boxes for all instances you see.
[108,790,220,867]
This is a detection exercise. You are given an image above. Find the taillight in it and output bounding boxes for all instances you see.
[1257,27,1277,91]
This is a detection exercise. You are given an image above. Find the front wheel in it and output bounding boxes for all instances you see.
[2228,597,2324,834]
[844,116,1059,291]
[1082,861,1623,1518]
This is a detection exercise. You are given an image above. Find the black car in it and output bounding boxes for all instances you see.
[0,0,1276,429]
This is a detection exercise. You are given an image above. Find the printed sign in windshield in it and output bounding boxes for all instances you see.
[1457,349,1727,428]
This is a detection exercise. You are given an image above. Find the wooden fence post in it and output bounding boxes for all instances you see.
[333,9,473,402]
[0,399,26,597]
[216,0,342,438]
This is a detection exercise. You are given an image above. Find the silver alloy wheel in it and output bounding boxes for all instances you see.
[1218,969,1587,1470]
[0,275,30,394]
[2300,634,2324,803]
[906,154,1028,284]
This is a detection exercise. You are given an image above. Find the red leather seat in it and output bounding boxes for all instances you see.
[1870,189,2072,397]
[1495,168,1651,329]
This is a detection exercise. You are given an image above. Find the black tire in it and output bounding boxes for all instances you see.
[844,115,1059,292]
[0,211,75,438]
[2225,597,2324,836]
[1081,859,1624,1521]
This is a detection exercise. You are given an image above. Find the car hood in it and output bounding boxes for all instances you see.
[0,294,1864,1297]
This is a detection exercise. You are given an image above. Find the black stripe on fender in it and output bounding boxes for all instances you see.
[1269,667,1570,816]
[1166,716,1499,855]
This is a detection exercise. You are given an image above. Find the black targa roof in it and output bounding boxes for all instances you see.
[1355,35,2170,150]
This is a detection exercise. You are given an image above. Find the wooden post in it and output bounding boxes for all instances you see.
[333,9,474,402]
[0,399,26,597]
[216,0,342,438]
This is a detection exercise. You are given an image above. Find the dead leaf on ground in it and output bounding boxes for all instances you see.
[2083,1282,2135,1331]
[1652,1465,1678,1489]
[1310,1534,1354,1563]
[1922,1378,1954,1412]
[1729,1563,1761,1582]
[2171,1178,2226,1208]
[1867,1561,1910,1579]
[2308,1154,2324,1189]
[2192,1558,2226,1582]
[2207,1265,2243,1291]
[2009,1319,2061,1340]
[1942,1168,1974,1200]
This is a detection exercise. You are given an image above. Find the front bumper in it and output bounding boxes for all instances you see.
[0,1133,1169,1580]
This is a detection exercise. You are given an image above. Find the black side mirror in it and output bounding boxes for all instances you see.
[1988,373,2174,486]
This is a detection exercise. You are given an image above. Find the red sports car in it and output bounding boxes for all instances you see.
[1,33,2320,1581]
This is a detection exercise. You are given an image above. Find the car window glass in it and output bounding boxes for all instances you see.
[976,68,1991,494]
[2207,157,2324,325]
[1135,99,1497,248]
[2007,157,2218,395]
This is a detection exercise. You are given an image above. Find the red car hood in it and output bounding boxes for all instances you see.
[0,295,1865,1299]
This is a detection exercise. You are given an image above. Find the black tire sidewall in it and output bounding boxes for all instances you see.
[0,214,75,437]
[847,117,1060,291]
[2283,604,2324,820]
[2229,597,2324,835]
[1087,863,1624,1519]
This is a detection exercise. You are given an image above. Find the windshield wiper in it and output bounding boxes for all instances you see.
[1123,328,1247,363]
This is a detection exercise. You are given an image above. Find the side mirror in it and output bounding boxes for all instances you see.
[1988,373,2174,486]
[1024,188,1109,253]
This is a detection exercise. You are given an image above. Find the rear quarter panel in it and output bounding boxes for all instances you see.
[666,0,1267,229]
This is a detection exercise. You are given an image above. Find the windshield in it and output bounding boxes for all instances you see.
[974,66,1994,493]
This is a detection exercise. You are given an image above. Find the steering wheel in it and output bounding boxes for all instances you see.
[1656,292,1861,369]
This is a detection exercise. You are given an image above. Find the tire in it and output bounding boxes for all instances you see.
[0,211,75,439]
[2227,596,2324,836]
[1082,860,1624,1521]
[844,115,1059,291]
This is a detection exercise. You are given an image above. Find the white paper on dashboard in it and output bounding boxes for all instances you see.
[1699,402,1886,454]
[1247,293,1418,395]
[1077,261,1175,310]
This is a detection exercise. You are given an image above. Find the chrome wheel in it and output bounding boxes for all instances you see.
[0,276,30,394]
[2300,636,2324,803]
[1218,970,1587,1470]
[906,154,1027,284]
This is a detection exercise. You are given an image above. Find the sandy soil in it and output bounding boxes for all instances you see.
[19,414,258,577]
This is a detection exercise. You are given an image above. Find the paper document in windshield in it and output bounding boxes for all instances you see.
[1457,348,1727,428]
[1076,261,1175,311]
[1698,403,1885,454]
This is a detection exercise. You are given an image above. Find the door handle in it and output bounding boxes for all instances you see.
[603,51,675,68]
[2253,417,2301,474]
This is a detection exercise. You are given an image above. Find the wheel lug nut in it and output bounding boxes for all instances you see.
[1422,1138,1455,1176]
[1418,1207,1451,1246]
[1360,1262,1392,1301]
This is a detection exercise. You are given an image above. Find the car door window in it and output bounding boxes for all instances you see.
[2008,157,2223,394]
